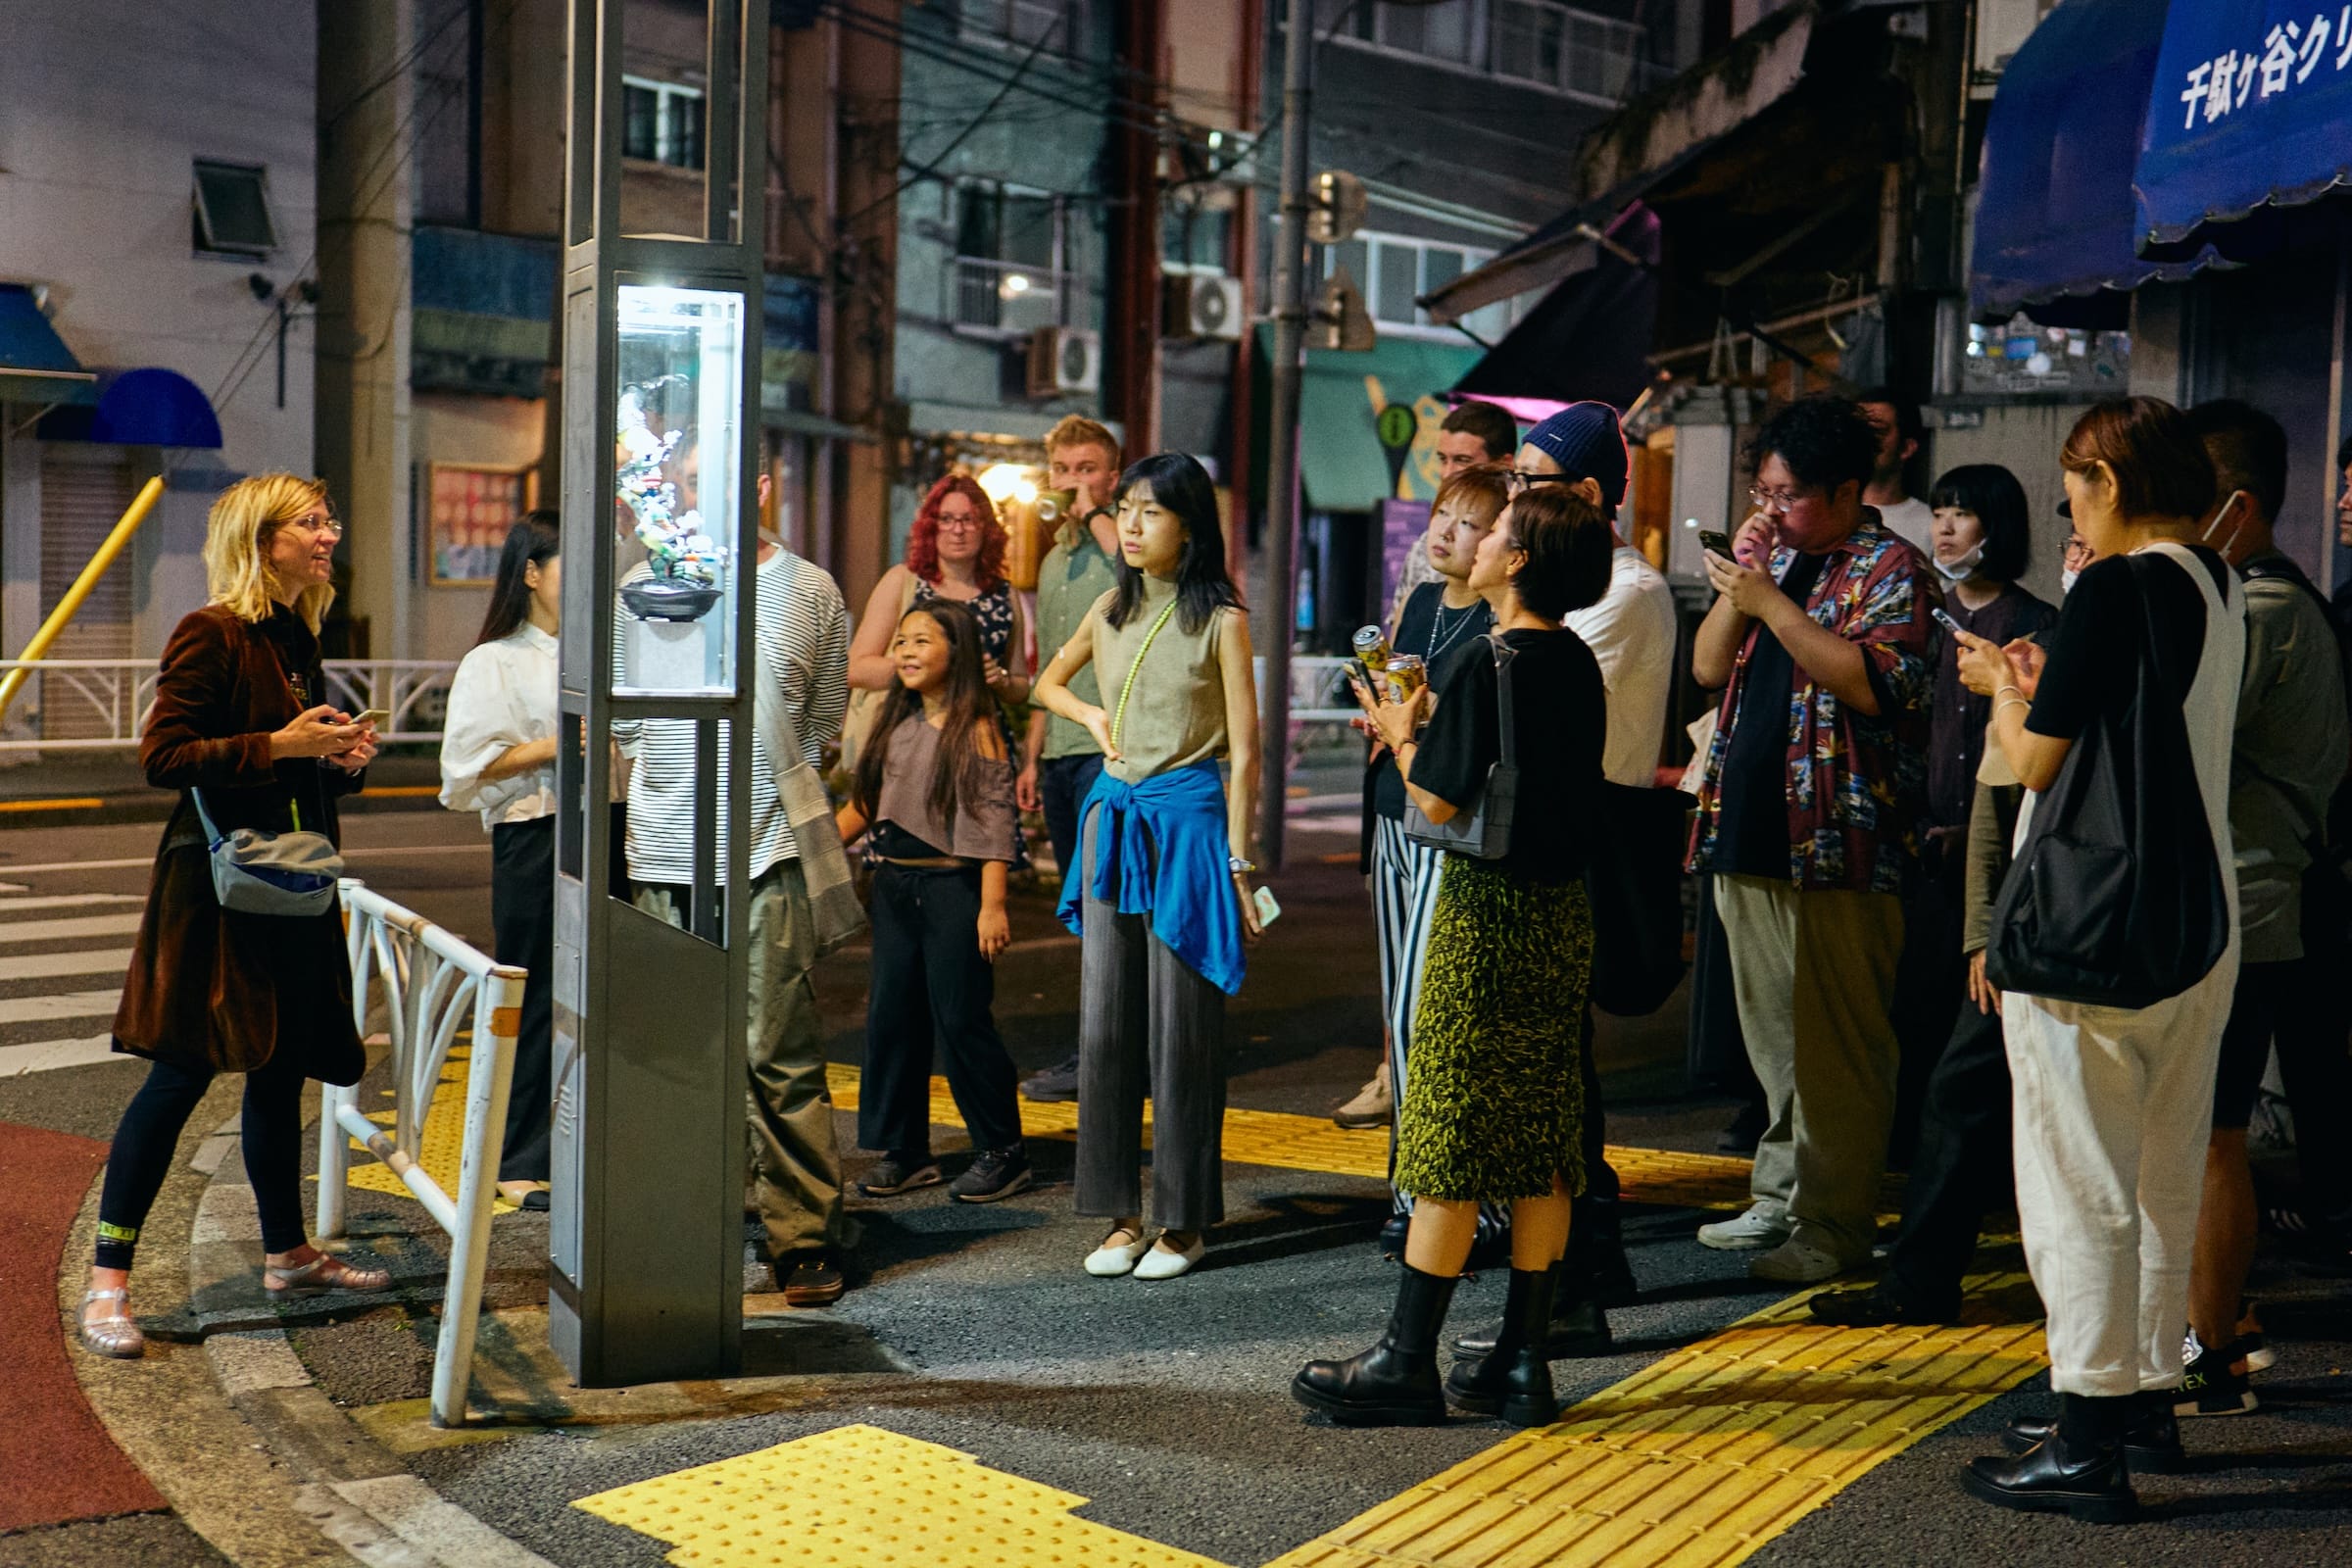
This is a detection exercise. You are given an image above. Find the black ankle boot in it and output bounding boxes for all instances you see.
[1445,1267,1560,1427]
[1293,1263,1459,1426]
[2002,1391,2184,1473]
[1965,1394,2137,1524]
[1453,1264,1613,1359]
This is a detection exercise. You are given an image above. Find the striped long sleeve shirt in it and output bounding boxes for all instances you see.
[620,547,850,885]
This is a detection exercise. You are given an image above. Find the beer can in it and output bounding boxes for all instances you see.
[1385,655,1427,703]
[1352,624,1392,672]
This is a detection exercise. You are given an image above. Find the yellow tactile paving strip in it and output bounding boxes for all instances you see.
[340,1042,517,1212]
[573,1423,1230,1568]
[1264,1274,2046,1568]
[821,1063,1787,1214]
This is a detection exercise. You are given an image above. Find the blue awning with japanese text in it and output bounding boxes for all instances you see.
[2136,3,2352,247]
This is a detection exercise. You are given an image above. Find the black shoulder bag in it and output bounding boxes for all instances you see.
[1404,634,1516,859]
[1984,554,2230,1007]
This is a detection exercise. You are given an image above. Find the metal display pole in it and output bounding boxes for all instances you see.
[1257,0,1312,871]
[548,0,766,1387]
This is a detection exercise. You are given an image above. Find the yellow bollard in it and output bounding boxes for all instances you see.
[0,473,167,727]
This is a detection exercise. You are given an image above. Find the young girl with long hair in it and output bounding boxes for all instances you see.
[835,600,1030,1203]
[1034,452,1263,1282]
[439,513,564,1208]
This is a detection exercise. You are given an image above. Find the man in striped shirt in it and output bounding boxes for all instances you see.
[620,525,857,1304]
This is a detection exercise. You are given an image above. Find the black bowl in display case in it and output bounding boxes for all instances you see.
[620,579,724,622]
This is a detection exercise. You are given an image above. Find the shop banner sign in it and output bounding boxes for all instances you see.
[2137,2,2352,245]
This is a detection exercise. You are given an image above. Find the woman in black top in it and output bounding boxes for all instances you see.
[1295,485,1613,1430]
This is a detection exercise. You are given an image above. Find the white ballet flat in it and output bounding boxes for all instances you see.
[1084,1228,1152,1277]
[1132,1234,1205,1281]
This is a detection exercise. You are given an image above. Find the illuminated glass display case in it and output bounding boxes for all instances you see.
[611,282,746,697]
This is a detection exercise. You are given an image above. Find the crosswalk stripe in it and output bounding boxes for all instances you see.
[0,989,120,1027]
[0,1034,117,1077]
[0,949,133,983]
[0,914,143,944]
[0,894,145,913]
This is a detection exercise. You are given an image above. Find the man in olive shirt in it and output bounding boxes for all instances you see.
[1017,416,1123,1102]
[2181,401,2352,1414]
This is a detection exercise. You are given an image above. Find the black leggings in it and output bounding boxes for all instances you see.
[94,1054,311,1270]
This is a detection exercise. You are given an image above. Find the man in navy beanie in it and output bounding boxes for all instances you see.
[1449,400,1679,1364]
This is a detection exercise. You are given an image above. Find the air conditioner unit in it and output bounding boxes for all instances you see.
[1025,326,1101,398]
[1163,272,1244,341]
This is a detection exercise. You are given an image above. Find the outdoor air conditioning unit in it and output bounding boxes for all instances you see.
[1163,272,1244,341]
[1026,326,1101,398]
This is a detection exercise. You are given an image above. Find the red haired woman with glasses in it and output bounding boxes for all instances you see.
[850,473,1031,707]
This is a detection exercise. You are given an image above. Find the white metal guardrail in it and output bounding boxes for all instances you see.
[0,659,458,753]
[316,877,524,1430]
[0,654,1360,750]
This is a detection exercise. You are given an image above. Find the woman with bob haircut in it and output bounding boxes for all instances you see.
[1034,451,1263,1282]
[82,475,389,1359]
[1297,484,1614,1429]
[1951,397,2242,1520]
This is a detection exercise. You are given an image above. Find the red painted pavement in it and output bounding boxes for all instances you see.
[0,1120,168,1531]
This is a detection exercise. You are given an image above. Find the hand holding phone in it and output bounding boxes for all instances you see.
[350,709,391,730]
[1252,886,1282,928]
[1930,607,1963,637]
[1697,528,1736,561]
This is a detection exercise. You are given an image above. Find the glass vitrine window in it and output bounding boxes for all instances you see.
[612,282,746,697]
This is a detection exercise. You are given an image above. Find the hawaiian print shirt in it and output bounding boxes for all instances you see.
[1685,511,1935,894]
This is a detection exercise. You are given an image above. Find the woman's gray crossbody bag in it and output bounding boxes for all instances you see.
[191,786,343,916]
[1403,634,1516,859]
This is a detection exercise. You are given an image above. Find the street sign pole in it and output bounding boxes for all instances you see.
[1257,0,1313,871]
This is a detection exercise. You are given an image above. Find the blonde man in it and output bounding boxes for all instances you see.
[1017,415,1123,1102]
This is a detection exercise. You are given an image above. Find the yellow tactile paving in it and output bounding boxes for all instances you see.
[340,1042,518,1212]
[821,1063,1787,1213]
[572,1423,1231,1568]
[1261,1272,2046,1568]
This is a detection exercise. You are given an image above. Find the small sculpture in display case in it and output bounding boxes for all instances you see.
[615,377,726,621]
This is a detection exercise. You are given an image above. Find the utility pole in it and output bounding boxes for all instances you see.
[1256,0,1311,871]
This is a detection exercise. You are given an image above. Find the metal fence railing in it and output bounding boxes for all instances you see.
[0,655,1360,754]
[317,878,524,1430]
[0,659,458,754]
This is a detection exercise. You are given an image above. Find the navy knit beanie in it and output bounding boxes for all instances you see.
[1523,402,1630,510]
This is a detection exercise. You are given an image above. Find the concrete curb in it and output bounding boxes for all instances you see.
[179,1125,563,1568]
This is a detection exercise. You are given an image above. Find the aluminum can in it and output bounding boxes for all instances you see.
[1384,655,1427,703]
[1352,624,1392,671]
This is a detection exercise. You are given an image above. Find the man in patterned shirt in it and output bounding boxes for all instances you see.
[1686,396,1935,1285]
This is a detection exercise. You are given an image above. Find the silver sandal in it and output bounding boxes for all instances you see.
[79,1288,145,1359]
[265,1253,391,1297]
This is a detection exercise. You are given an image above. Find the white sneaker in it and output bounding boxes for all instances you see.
[1132,1234,1205,1280]
[1748,1238,1850,1284]
[1696,1202,1791,1251]
[1084,1228,1152,1278]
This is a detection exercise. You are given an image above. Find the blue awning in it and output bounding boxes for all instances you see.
[1969,0,2217,322]
[2134,2,2352,251]
[0,284,98,406]
[37,368,222,448]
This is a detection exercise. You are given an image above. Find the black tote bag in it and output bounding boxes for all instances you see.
[1984,554,2230,1008]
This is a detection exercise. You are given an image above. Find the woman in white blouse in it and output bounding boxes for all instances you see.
[439,514,561,1209]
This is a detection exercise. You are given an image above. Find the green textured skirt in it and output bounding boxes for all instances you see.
[1394,857,1593,1202]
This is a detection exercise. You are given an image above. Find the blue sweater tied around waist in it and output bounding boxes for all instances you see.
[1055,760,1246,996]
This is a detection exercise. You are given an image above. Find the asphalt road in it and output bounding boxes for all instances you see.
[7,803,2352,1565]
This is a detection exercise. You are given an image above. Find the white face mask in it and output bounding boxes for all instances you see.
[2060,566,2080,596]
[2201,491,2247,559]
[1932,542,1984,585]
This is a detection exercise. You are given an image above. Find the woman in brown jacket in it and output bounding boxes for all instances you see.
[80,474,391,1359]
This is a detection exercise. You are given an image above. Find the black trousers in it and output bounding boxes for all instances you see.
[858,862,1022,1158]
[1884,972,2013,1307]
[1889,847,1966,1164]
[1037,753,1104,880]
[2274,939,2352,1219]
[96,1054,309,1269]
[491,814,555,1182]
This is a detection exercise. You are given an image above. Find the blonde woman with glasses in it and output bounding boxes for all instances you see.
[81,475,390,1360]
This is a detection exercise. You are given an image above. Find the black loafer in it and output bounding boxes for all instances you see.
[1808,1278,1958,1328]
